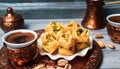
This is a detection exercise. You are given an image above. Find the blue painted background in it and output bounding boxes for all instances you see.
[0,0,118,2]
[0,0,120,19]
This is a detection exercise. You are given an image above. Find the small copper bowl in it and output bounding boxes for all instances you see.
[0,7,24,33]
[2,29,38,65]
[106,14,120,43]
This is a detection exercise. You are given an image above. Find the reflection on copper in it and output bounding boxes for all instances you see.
[4,22,12,27]
[86,19,95,29]
[81,0,106,30]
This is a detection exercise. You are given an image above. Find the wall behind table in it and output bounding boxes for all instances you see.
[0,0,119,2]
[0,0,120,19]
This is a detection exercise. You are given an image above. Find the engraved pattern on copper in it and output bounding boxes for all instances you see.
[107,24,120,43]
[5,41,37,66]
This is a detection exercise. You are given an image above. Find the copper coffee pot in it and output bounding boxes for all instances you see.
[0,7,24,33]
[81,0,106,30]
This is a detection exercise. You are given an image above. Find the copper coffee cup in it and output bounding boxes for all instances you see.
[106,14,120,43]
[2,29,38,65]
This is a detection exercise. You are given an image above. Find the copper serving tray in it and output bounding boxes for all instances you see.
[0,30,102,69]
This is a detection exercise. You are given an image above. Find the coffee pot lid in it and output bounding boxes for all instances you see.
[2,7,23,22]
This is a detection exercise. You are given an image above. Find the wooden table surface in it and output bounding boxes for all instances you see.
[0,19,120,69]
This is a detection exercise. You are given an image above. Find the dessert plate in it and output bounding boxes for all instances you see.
[37,36,93,60]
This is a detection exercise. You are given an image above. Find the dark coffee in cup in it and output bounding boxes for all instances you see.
[6,32,34,44]
[109,16,120,23]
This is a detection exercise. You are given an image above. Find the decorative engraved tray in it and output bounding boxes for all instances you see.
[0,30,102,69]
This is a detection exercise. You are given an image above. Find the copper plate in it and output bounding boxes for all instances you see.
[0,30,102,69]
